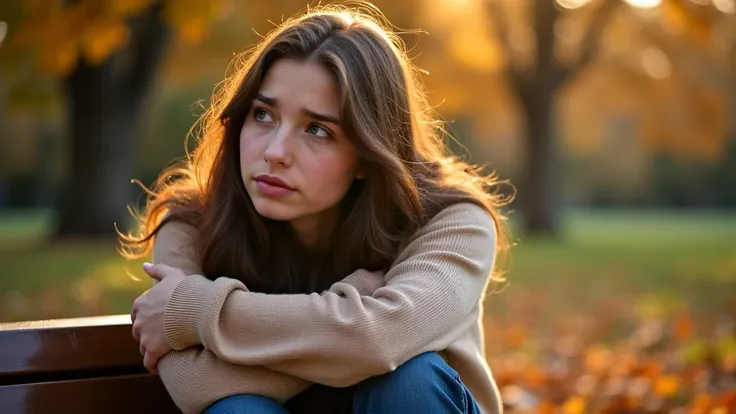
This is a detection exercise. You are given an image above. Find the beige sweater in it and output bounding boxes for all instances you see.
[153,202,502,414]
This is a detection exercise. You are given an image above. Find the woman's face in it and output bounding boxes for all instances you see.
[240,58,364,245]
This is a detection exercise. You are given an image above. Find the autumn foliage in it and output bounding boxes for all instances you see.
[485,299,736,413]
[10,0,229,76]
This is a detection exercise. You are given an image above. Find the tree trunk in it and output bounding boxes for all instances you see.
[56,62,138,236]
[55,3,168,238]
[522,93,557,234]
[518,0,563,235]
[507,0,616,235]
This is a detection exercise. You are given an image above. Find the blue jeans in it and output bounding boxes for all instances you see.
[205,352,480,414]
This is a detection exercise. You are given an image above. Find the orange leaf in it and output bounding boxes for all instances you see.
[584,344,613,375]
[719,390,736,411]
[638,360,663,379]
[653,375,680,397]
[674,311,694,343]
[38,39,78,76]
[504,324,527,349]
[690,392,714,412]
[523,365,548,388]
[177,19,207,44]
[536,400,556,414]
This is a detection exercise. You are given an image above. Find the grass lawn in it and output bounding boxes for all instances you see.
[1,208,734,411]
[1,208,734,325]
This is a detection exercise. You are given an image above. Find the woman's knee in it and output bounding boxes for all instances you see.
[386,352,452,385]
[205,394,288,414]
[354,352,473,413]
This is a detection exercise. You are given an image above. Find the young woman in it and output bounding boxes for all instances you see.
[123,4,512,414]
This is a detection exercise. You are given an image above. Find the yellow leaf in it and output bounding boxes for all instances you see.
[105,0,155,18]
[163,0,225,27]
[562,396,586,414]
[80,19,130,65]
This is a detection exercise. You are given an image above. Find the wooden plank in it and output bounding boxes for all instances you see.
[0,374,180,413]
[0,315,143,377]
[0,315,131,331]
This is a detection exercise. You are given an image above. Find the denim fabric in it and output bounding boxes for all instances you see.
[205,352,481,414]
[206,394,289,414]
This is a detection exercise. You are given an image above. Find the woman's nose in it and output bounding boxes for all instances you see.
[263,128,293,166]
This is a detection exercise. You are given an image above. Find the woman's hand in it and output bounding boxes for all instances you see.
[131,263,187,373]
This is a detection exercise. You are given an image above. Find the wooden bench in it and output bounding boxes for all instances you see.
[0,315,180,413]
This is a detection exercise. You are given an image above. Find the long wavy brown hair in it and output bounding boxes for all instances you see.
[119,4,514,294]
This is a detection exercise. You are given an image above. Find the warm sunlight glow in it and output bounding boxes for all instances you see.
[625,0,663,8]
[423,0,503,73]
[712,0,736,14]
[661,9,686,35]
[556,0,591,9]
[641,46,672,79]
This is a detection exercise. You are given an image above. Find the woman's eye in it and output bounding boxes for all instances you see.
[253,108,274,123]
[307,125,330,138]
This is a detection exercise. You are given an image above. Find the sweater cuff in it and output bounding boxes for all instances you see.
[164,275,214,350]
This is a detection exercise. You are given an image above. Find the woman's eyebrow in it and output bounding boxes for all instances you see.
[254,93,277,106]
[302,109,340,126]
[255,93,340,126]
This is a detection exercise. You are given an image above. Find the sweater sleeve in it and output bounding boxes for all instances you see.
[150,220,312,413]
[151,219,382,412]
[156,348,311,414]
[163,203,497,387]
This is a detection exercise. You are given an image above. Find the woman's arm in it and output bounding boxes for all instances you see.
[150,218,382,412]
[150,219,312,412]
[163,202,497,387]
[157,348,310,414]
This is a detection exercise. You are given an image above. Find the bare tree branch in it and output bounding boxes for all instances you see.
[484,0,513,68]
[562,0,620,81]
[484,0,533,107]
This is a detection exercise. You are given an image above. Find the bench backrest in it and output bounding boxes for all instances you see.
[0,315,179,413]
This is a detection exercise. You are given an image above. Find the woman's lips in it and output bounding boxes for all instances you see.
[255,179,296,197]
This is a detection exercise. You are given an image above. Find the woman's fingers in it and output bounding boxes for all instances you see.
[143,352,158,374]
[143,262,178,280]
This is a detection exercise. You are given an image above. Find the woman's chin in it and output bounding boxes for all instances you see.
[251,199,296,221]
